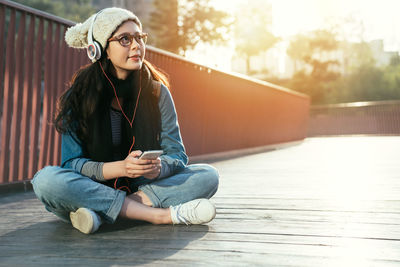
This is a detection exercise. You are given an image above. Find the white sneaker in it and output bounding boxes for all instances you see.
[170,199,216,225]
[70,208,102,234]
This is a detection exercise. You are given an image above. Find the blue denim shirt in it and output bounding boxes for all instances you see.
[60,84,188,179]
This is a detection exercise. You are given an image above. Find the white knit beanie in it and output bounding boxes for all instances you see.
[65,7,141,56]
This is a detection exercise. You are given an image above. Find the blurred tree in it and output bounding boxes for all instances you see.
[287,29,340,103]
[389,53,400,66]
[320,46,400,104]
[286,34,309,73]
[343,65,386,102]
[234,1,278,74]
[149,0,232,56]
[382,63,400,100]
[61,0,96,22]
[331,62,400,103]
[12,0,95,22]
[346,41,375,71]
[148,0,179,53]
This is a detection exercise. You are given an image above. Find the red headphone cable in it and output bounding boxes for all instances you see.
[99,62,142,193]
[99,62,142,154]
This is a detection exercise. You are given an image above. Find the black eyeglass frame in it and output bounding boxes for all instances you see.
[108,32,148,47]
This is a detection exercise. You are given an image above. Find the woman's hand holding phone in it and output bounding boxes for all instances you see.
[122,150,162,179]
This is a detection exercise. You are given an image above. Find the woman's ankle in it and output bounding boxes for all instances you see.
[152,208,172,224]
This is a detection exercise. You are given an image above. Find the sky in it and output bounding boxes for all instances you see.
[268,0,400,51]
[212,0,400,51]
[189,0,400,72]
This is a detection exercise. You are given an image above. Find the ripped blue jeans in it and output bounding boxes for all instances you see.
[31,164,219,223]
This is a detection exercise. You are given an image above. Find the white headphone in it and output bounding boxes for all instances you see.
[87,11,103,61]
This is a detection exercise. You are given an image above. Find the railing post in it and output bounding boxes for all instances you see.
[18,13,36,180]
[28,17,44,179]
[9,11,26,182]
[0,8,16,183]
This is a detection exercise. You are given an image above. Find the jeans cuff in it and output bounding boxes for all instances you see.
[105,189,126,223]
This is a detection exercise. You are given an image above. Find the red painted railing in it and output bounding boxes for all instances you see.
[146,47,310,156]
[0,0,310,185]
[1,0,90,184]
[308,101,400,136]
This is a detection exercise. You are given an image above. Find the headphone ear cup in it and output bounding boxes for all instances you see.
[87,41,102,61]
[93,41,102,60]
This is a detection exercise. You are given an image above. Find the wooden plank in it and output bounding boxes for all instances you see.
[213,198,400,213]
[0,236,399,267]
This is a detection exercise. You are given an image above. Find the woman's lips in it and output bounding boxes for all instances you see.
[129,55,141,61]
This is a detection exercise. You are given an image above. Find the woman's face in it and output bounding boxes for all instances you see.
[106,20,145,79]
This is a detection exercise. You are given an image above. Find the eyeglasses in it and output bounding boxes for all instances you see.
[108,32,148,47]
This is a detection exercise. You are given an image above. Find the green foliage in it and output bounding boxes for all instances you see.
[329,63,400,103]
[346,42,376,71]
[284,24,400,104]
[282,36,400,104]
[149,0,232,55]
[12,0,95,22]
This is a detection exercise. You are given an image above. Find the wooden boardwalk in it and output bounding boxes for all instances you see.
[0,136,399,266]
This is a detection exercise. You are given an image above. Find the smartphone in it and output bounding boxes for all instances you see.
[139,150,163,160]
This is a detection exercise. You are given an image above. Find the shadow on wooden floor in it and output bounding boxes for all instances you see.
[0,199,210,266]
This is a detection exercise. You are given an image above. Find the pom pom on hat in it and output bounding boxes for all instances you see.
[65,21,91,48]
[65,7,141,58]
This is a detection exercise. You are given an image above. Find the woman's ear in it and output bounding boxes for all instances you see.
[104,46,110,59]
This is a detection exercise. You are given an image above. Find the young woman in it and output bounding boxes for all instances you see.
[31,7,219,234]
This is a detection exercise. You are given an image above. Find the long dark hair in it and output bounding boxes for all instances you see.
[54,58,169,144]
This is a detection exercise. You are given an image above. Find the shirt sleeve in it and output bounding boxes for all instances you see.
[61,130,90,172]
[81,161,106,182]
[61,130,106,181]
[157,84,188,178]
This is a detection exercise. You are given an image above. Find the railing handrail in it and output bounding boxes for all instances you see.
[311,99,400,109]
[0,0,76,26]
[148,45,308,99]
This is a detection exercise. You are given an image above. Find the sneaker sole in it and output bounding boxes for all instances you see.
[70,208,94,234]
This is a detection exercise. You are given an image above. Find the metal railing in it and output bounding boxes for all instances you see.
[308,100,400,136]
[0,0,310,184]
[0,0,89,184]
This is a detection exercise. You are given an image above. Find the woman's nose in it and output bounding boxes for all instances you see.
[130,39,139,50]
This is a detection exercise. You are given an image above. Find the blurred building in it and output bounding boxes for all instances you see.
[231,38,400,80]
[369,39,398,67]
[231,40,296,79]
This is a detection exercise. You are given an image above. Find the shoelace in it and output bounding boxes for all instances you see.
[175,203,199,225]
